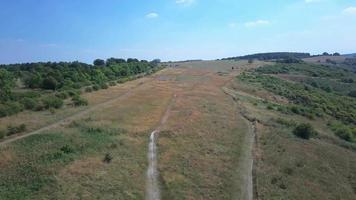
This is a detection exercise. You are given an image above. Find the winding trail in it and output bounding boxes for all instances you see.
[146,94,177,200]
[222,86,256,200]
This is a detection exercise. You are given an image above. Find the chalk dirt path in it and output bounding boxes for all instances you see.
[146,94,177,200]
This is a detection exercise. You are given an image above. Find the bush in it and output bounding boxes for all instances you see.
[348,90,356,98]
[109,81,116,86]
[72,95,88,107]
[0,102,24,117]
[0,130,5,139]
[85,87,93,93]
[293,123,318,139]
[7,124,26,136]
[55,91,69,99]
[67,90,81,97]
[20,97,38,110]
[100,83,109,89]
[334,127,354,142]
[92,85,100,91]
[103,153,113,163]
[42,96,64,109]
[60,145,75,154]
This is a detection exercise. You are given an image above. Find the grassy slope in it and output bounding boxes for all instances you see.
[0,71,171,199]
[227,62,356,200]
[0,65,253,200]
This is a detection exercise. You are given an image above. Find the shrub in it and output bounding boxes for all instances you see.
[85,87,93,93]
[103,153,113,163]
[100,83,109,89]
[348,90,356,98]
[0,102,24,117]
[60,145,75,154]
[55,91,69,99]
[92,85,100,91]
[7,124,26,136]
[42,96,64,109]
[334,127,354,142]
[267,105,274,110]
[67,90,81,97]
[20,97,38,110]
[293,123,318,139]
[0,130,5,139]
[72,95,88,107]
[117,79,125,84]
[109,81,116,86]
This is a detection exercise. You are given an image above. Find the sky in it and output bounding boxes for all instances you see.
[0,0,355,64]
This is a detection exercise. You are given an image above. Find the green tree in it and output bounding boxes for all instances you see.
[93,59,105,66]
[0,69,15,101]
[42,77,59,90]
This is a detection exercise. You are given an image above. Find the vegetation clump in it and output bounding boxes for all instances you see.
[72,95,88,107]
[103,153,113,163]
[7,124,27,136]
[293,123,318,140]
[0,58,161,118]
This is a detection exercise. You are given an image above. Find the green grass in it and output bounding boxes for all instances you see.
[238,64,356,143]
[0,119,147,200]
[229,62,356,199]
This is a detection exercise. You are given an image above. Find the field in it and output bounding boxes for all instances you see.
[0,61,259,199]
[1,59,356,200]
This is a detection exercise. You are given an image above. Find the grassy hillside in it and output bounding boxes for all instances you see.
[227,61,356,199]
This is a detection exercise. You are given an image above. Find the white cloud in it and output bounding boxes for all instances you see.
[145,12,159,19]
[244,20,270,27]
[176,0,195,6]
[342,7,356,15]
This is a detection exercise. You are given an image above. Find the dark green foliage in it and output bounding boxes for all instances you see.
[223,52,310,61]
[0,102,24,117]
[0,69,15,101]
[60,145,75,154]
[93,59,105,66]
[55,91,69,99]
[103,153,113,163]
[109,81,116,86]
[239,70,356,124]
[348,91,356,98]
[85,87,93,92]
[0,58,161,118]
[72,95,88,107]
[293,123,318,139]
[42,77,58,90]
[7,124,27,136]
[67,90,81,97]
[92,85,100,91]
[329,122,356,143]
[20,97,38,110]
[42,96,64,109]
[0,130,6,139]
[100,83,109,89]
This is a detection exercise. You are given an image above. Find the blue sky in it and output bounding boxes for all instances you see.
[0,0,355,64]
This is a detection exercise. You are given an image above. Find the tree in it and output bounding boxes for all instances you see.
[127,58,139,63]
[42,77,58,90]
[333,52,341,56]
[0,69,15,101]
[93,59,105,66]
[248,59,254,64]
[322,52,330,56]
[293,123,318,139]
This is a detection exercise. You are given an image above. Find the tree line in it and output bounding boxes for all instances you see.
[0,58,161,118]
